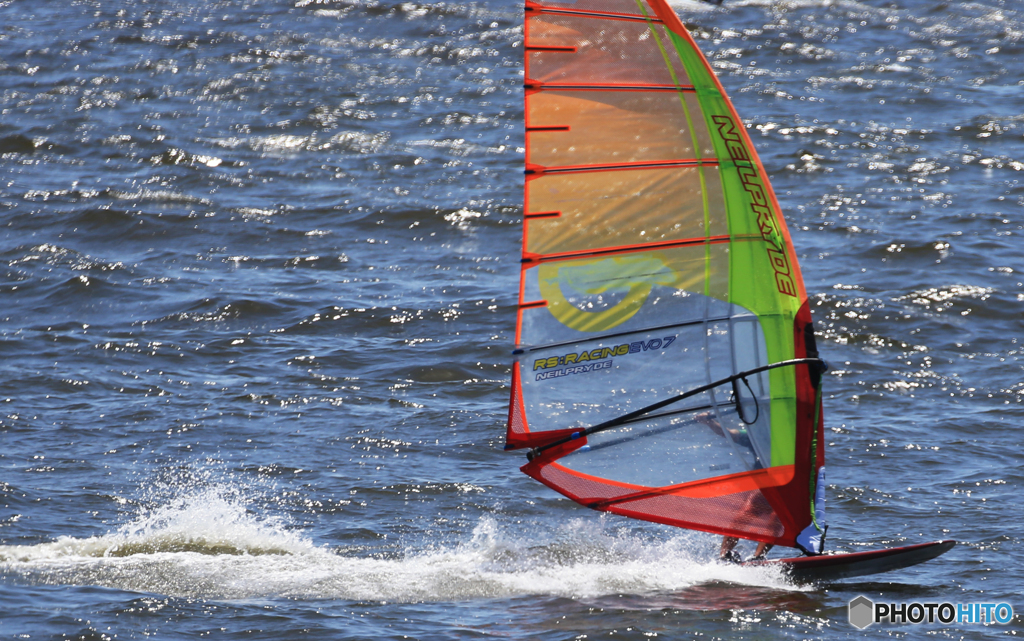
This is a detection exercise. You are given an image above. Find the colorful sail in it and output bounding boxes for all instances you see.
[506,0,827,552]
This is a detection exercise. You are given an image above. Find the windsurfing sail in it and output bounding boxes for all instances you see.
[506,0,827,553]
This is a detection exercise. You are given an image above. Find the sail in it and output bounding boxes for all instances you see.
[506,0,826,551]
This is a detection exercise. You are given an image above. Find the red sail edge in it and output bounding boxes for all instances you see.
[505,361,583,450]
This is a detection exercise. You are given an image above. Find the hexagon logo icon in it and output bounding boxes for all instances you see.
[848,595,874,630]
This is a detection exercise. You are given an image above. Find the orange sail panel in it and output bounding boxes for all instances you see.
[507,0,826,552]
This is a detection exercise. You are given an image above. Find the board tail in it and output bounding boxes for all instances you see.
[746,540,957,583]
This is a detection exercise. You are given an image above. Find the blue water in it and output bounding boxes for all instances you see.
[1,0,1021,638]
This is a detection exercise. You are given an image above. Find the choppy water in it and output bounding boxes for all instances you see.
[1,0,1021,638]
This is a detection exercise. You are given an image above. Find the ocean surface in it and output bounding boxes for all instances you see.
[1,0,1021,638]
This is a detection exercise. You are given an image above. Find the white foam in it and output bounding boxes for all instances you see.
[0,490,802,601]
[1,489,312,564]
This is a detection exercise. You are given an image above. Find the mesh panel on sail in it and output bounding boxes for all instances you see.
[507,364,528,438]
[613,490,786,539]
[532,461,641,502]
[532,463,785,539]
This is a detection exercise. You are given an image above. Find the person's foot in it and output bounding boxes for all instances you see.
[720,550,741,564]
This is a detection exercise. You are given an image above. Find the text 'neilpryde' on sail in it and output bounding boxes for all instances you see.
[505,0,827,554]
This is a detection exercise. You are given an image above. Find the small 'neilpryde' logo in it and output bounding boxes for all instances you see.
[849,595,1014,629]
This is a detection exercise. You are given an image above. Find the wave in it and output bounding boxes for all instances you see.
[0,490,313,563]
[0,487,799,601]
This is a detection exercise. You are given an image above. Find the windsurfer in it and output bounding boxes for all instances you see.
[694,411,774,563]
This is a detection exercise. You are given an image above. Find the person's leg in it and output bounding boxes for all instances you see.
[752,542,774,560]
[720,536,740,562]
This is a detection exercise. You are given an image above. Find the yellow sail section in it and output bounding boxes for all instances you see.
[528,90,714,168]
[526,166,725,257]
